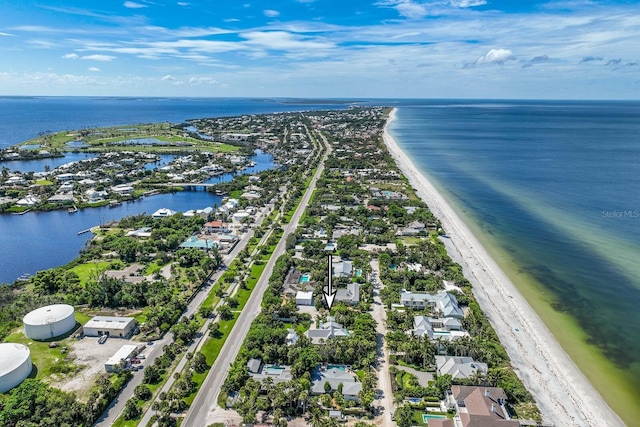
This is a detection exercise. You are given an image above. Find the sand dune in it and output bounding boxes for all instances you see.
[382,108,623,427]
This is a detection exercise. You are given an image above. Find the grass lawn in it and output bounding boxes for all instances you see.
[411,410,428,426]
[69,261,110,285]
[5,330,79,379]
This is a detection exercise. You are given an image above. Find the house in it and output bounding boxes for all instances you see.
[246,358,293,384]
[151,208,177,219]
[16,195,40,206]
[111,184,134,195]
[295,291,314,306]
[335,283,360,305]
[400,291,464,318]
[332,260,353,277]
[305,316,350,344]
[180,235,216,250]
[435,386,519,427]
[311,367,362,401]
[396,221,427,236]
[47,194,74,204]
[204,221,231,234]
[412,316,467,341]
[6,176,27,186]
[435,356,488,380]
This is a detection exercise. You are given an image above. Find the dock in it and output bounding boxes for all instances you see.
[77,228,93,235]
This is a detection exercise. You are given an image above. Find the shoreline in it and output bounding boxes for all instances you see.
[382,108,623,427]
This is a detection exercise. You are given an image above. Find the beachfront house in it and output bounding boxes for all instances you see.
[435,356,488,380]
[435,386,518,427]
[400,290,464,318]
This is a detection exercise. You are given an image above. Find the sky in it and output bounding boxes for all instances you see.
[0,0,638,99]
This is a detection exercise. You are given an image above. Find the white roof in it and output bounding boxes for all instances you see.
[296,291,313,299]
[85,316,135,330]
[23,304,74,325]
[0,343,30,377]
[105,345,138,366]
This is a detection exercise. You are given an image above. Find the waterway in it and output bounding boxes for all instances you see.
[0,150,274,284]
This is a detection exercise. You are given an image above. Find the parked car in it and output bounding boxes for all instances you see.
[98,334,108,344]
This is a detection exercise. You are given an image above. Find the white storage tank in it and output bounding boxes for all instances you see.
[23,304,76,340]
[0,343,32,393]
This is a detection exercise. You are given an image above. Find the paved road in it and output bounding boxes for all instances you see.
[135,208,278,427]
[369,259,396,426]
[94,210,269,427]
[182,132,330,427]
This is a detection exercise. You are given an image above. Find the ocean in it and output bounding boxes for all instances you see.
[387,99,640,424]
[0,97,638,422]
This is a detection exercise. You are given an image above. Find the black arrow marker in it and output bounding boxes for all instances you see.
[323,254,336,310]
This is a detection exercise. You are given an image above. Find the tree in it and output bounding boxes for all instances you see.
[394,404,414,427]
[209,321,221,338]
[134,384,152,401]
[219,305,233,320]
[143,364,162,384]
[123,400,141,420]
[191,351,208,374]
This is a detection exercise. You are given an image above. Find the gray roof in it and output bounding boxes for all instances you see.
[436,356,488,380]
[247,358,262,374]
[305,317,350,344]
[311,368,362,397]
[332,260,353,277]
[335,282,360,305]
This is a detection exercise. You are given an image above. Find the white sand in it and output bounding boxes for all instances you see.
[382,108,623,427]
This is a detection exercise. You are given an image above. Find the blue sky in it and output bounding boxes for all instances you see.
[0,0,638,98]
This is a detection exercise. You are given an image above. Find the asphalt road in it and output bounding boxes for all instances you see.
[182,133,330,427]
[94,214,265,427]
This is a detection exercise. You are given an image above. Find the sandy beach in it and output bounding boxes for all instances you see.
[382,108,624,427]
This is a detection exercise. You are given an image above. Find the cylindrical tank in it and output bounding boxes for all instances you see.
[0,343,32,393]
[23,304,76,340]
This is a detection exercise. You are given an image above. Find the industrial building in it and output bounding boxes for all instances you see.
[105,344,138,372]
[23,304,76,340]
[83,316,137,338]
[0,343,33,392]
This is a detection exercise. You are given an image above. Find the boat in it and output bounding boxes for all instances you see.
[16,273,32,282]
[108,200,122,207]
[68,205,78,214]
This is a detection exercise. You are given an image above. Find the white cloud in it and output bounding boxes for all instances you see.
[82,54,117,61]
[449,0,486,7]
[242,31,334,51]
[264,10,280,18]
[0,31,14,36]
[177,2,190,6]
[161,74,176,81]
[475,48,515,65]
[88,67,100,72]
[124,1,147,9]
[189,77,218,85]
[394,1,429,18]
[62,53,79,59]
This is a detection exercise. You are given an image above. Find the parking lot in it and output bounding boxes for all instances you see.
[52,335,146,396]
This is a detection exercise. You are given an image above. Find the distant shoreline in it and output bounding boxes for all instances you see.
[382,107,623,427]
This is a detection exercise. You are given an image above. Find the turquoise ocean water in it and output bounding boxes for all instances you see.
[387,99,640,413]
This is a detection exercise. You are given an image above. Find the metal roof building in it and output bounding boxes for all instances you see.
[83,316,137,338]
